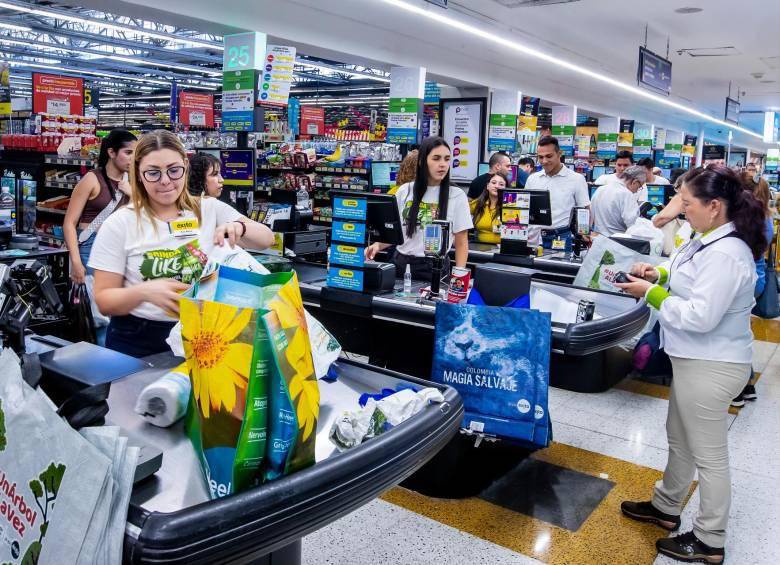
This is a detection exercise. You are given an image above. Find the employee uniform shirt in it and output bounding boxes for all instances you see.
[594,172,617,186]
[394,182,473,257]
[590,179,640,236]
[469,200,501,244]
[651,222,756,364]
[89,198,242,321]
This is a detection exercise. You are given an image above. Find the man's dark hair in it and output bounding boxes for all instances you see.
[488,151,510,169]
[637,157,655,169]
[537,135,560,151]
[518,157,535,168]
[615,150,634,162]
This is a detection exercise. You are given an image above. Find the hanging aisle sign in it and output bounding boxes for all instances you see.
[487,89,521,153]
[258,45,296,106]
[32,73,84,116]
[633,122,654,158]
[0,63,11,116]
[682,134,697,157]
[551,105,576,156]
[662,130,684,167]
[179,92,214,127]
[618,119,634,149]
[387,66,425,144]
[597,117,619,159]
[222,32,266,133]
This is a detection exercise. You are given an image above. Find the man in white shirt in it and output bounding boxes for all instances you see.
[591,165,647,236]
[637,157,670,203]
[526,135,590,252]
[594,150,633,186]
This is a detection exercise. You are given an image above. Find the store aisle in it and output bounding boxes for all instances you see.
[304,328,779,564]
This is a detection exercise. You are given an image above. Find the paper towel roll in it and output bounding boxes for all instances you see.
[134,365,191,427]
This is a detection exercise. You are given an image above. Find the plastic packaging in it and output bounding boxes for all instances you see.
[134,364,191,427]
[403,264,412,293]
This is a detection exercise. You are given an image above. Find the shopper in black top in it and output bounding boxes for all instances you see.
[467,152,511,199]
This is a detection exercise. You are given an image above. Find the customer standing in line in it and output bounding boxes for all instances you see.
[187,153,224,198]
[64,129,137,285]
[525,135,590,252]
[518,157,536,176]
[616,165,767,564]
[365,136,472,281]
[89,130,274,358]
[593,150,634,186]
[470,172,507,244]
[590,165,646,236]
[467,151,511,199]
[389,149,418,195]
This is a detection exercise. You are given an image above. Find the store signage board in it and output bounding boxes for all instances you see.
[763,111,779,144]
[32,72,84,116]
[724,97,740,125]
[682,134,697,157]
[222,111,254,132]
[597,116,619,159]
[703,145,726,161]
[301,106,325,135]
[442,99,485,181]
[0,63,10,116]
[388,66,425,144]
[223,32,267,72]
[327,196,368,292]
[766,148,779,172]
[633,122,654,157]
[179,91,214,127]
[258,45,296,106]
[637,46,672,96]
[84,86,99,119]
[288,98,300,135]
[551,105,576,156]
[487,89,521,153]
[220,149,255,187]
[663,130,684,166]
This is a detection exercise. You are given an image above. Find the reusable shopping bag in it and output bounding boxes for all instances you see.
[430,302,552,447]
[180,268,319,498]
[573,236,661,293]
[69,283,97,344]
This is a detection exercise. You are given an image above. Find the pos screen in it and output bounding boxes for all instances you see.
[371,161,401,189]
[501,189,552,226]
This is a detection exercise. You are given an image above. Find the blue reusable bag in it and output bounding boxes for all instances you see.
[430,302,552,447]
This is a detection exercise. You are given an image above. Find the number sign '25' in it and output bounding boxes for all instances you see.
[223,32,267,72]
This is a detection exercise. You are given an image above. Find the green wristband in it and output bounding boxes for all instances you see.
[646,285,670,310]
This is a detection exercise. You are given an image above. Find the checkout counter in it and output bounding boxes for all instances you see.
[293,260,649,393]
[456,242,583,282]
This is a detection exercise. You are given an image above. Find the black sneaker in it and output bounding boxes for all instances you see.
[621,500,681,531]
[656,530,725,563]
[731,391,745,408]
[743,383,757,401]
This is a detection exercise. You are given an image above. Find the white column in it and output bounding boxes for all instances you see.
[695,126,705,166]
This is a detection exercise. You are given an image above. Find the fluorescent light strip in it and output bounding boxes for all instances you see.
[381,0,764,140]
[0,21,30,31]
[3,60,171,86]
[297,61,390,83]
[0,0,222,50]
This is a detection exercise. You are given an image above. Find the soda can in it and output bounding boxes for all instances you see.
[447,266,471,303]
[576,299,595,322]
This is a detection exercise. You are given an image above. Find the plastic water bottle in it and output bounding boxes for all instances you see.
[403,264,412,294]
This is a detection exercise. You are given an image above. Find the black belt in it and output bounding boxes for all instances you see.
[541,226,570,236]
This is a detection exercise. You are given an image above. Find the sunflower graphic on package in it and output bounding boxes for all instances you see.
[180,299,254,418]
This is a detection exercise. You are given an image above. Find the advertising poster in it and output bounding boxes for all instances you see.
[179,91,214,127]
[0,175,16,230]
[387,66,425,144]
[258,45,295,106]
[633,122,654,157]
[663,130,684,167]
[682,134,697,157]
[222,69,256,132]
[596,116,619,159]
[83,86,99,119]
[442,100,483,181]
[551,105,576,156]
[766,148,779,171]
[32,73,84,116]
[220,149,255,187]
[300,106,325,136]
[0,63,10,116]
[487,89,520,153]
[327,195,367,292]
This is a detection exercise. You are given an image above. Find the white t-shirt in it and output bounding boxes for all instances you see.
[525,165,590,229]
[393,182,473,257]
[594,172,617,186]
[88,198,242,321]
[591,180,640,236]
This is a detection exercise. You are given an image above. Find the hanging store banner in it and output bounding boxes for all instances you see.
[179,91,214,127]
[288,98,300,135]
[597,116,619,159]
[654,128,667,150]
[300,106,325,136]
[663,130,684,167]
[442,99,483,181]
[0,63,10,116]
[222,70,257,132]
[258,45,296,106]
[223,32,267,72]
[618,119,634,149]
[487,89,521,153]
[387,66,425,144]
[682,134,697,157]
[633,122,654,157]
[83,86,99,119]
[32,73,84,116]
[551,105,576,156]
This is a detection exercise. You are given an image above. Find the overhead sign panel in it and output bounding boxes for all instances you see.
[637,47,672,96]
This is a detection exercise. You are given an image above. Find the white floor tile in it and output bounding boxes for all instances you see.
[752,341,778,373]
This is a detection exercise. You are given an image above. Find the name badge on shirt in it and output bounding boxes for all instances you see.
[168,217,200,238]
[552,237,566,250]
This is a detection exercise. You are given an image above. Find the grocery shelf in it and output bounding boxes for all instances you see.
[315,166,369,175]
[45,181,79,190]
[314,183,368,191]
[44,155,94,167]
[36,207,67,216]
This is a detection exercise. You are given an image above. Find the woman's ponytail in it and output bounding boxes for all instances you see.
[683,165,768,260]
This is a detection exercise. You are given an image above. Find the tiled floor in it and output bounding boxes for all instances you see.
[303,327,780,564]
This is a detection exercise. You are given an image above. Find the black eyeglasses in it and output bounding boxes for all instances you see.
[141,165,186,183]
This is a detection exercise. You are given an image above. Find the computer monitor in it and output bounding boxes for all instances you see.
[588,183,599,199]
[500,189,552,226]
[371,161,401,190]
[478,162,490,177]
[591,165,614,181]
[645,183,677,206]
[477,162,518,187]
[329,190,404,245]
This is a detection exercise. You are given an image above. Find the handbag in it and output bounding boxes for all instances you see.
[69,283,97,344]
[752,242,780,319]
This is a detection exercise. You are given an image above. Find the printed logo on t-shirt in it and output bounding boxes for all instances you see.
[402,201,439,228]
[140,239,208,284]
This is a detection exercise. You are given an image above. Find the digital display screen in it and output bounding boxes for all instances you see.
[371,161,401,188]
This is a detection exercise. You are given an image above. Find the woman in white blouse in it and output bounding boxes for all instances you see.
[615,165,768,564]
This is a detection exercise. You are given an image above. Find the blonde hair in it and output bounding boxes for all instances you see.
[396,150,418,187]
[130,130,201,230]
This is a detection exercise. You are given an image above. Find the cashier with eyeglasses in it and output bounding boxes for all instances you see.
[616,165,767,563]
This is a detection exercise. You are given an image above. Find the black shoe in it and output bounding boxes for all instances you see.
[621,500,681,531]
[743,383,757,401]
[731,391,745,408]
[656,530,725,563]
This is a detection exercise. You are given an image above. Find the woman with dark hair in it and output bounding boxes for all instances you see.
[470,172,506,244]
[64,128,137,285]
[188,153,224,198]
[365,136,472,280]
[616,165,767,564]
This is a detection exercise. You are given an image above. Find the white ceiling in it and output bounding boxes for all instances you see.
[66,0,780,151]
